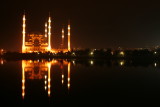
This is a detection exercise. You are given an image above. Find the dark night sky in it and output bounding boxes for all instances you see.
[1,0,160,51]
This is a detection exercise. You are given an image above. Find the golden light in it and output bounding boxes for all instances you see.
[72,60,75,65]
[72,52,75,56]
[90,60,94,65]
[48,63,51,97]
[1,60,4,65]
[68,62,71,90]
[45,75,47,79]
[22,14,26,53]
[120,60,125,66]
[120,51,125,56]
[62,74,64,84]
[45,81,47,84]
[22,92,25,98]
[22,86,25,90]
[22,80,25,83]
[61,28,64,49]
[22,60,25,99]
[90,51,94,56]
[20,13,73,53]
[62,75,64,78]
[48,16,51,51]
[22,60,54,97]
[45,22,48,37]
[45,86,47,90]
[48,90,51,97]
[48,78,51,82]
[68,21,71,51]
[62,28,64,38]
[154,63,157,67]
[48,85,51,88]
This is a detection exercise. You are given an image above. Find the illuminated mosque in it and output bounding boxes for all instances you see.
[22,13,71,53]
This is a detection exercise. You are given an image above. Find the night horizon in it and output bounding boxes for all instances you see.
[2,1,160,106]
[1,1,160,51]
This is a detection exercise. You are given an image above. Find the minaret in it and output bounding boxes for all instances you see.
[22,13,26,53]
[48,15,51,51]
[61,27,64,49]
[45,22,48,37]
[68,20,71,51]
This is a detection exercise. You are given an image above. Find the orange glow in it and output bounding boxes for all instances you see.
[90,60,94,65]
[61,28,64,49]
[45,22,48,37]
[21,60,72,98]
[25,34,49,53]
[120,60,125,66]
[48,16,51,51]
[90,51,94,56]
[22,14,26,53]
[120,51,125,56]
[45,86,47,90]
[22,60,25,99]
[21,13,72,53]
[68,21,71,51]
[0,59,4,65]
[68,62,71,90]
[62,74,64,84]
[60,64,64,85]
[22,60,53,98]
[48,63,51,97]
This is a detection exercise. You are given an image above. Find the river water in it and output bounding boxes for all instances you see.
[0,59,160,106]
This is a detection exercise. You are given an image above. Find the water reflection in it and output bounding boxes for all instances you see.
[68,62,71,90]
[154,62,157,67]
[68,59,158,67]
[21,60,71,99]
[21,59,160,99]
[119,60,125,66]
[0,58,5,65]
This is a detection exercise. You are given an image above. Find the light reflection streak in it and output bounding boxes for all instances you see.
[119,60,125,66]
[60,64,64,85]
[68,62,71,90]
[0,59,4,65]
[48,63,51,97]
[21,60,71,99]
[22,60,25,99]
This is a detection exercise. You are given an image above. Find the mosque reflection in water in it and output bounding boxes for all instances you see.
[21,60,70,99]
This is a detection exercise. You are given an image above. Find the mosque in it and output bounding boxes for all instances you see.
[22,13,70,53]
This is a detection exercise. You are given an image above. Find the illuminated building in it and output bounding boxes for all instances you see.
[22,13,71,53]
[25,34,49,53]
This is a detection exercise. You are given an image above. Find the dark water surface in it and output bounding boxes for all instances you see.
[0,59,160,106]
